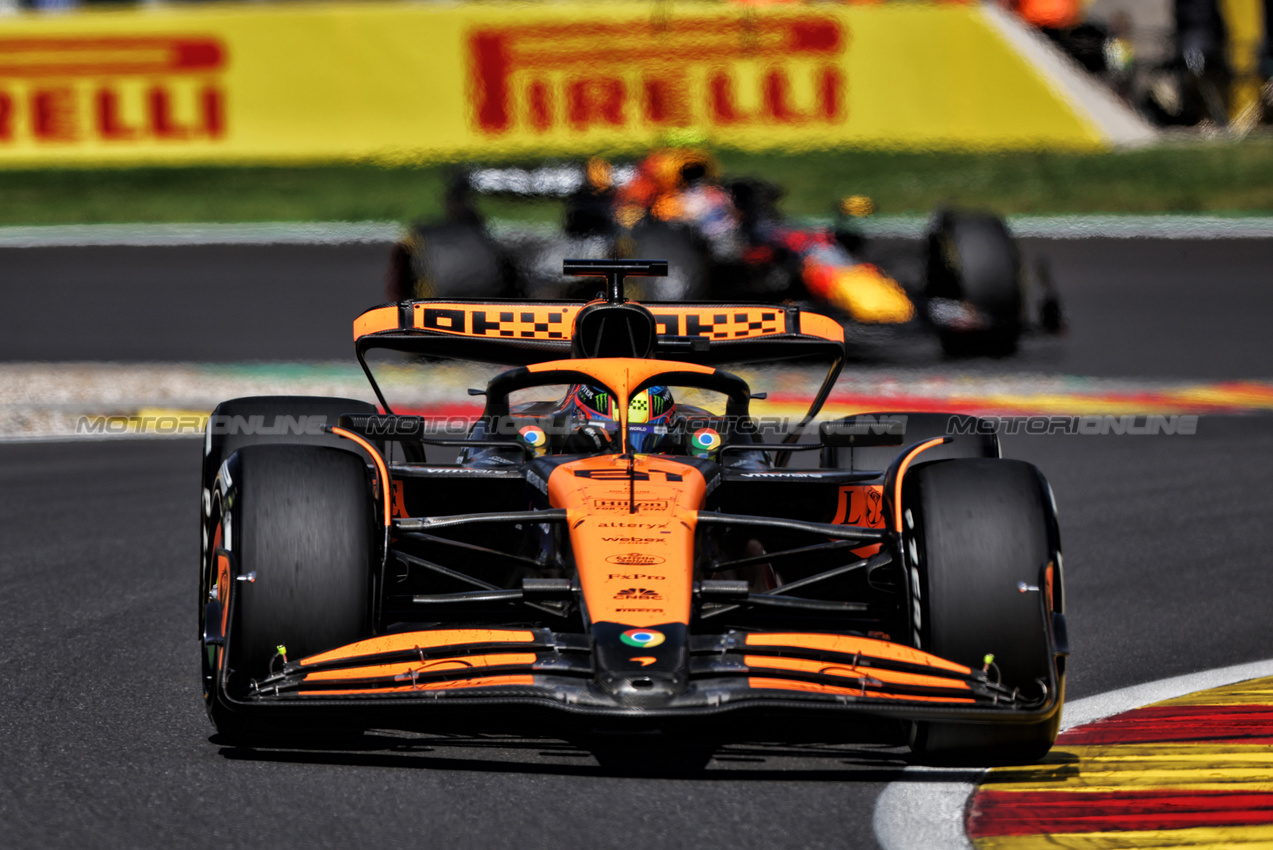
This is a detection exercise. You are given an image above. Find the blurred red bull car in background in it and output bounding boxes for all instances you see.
[388,148,1063,358]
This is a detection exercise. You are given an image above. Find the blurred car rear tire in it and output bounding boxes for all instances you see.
[392,222,512,301]
[925,211,1023,358]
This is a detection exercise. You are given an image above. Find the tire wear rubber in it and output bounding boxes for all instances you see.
[925,211,1023,358]
[905,458,1062,765]
[210,444,373,738]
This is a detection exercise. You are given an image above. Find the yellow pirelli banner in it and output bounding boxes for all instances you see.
[0,1,1116,165]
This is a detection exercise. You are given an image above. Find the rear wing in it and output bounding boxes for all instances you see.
[462,164,637,198]
[354,299,844,361]
[352,297,845,427]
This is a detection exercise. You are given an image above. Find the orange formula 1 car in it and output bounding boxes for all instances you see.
[200,259,1066,764]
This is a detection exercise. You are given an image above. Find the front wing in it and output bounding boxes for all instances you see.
[219,626,1062,726]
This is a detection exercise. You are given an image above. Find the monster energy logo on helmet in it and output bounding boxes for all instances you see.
[573,384,614,417]
[575,385,673,425]
[629,386,672,425]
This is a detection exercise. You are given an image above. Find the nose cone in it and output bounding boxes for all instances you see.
[592,622,689,708]
[597,670,688,708]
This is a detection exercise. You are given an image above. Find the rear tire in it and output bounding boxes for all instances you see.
[925,211,1023,358]
[904,458,1062,765]
[626,221,708,300]
[207,445,374,740]
[394,223,511,300]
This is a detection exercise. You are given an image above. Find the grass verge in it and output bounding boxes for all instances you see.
[0,138,1270,225]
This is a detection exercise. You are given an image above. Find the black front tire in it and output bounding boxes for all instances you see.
[904,458,1062,765]
[199,396,378,649]
[207,444,374,740]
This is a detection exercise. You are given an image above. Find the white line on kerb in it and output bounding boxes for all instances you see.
[872,658,1273,850]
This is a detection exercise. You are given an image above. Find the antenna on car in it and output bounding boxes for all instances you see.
[562,258,668,303]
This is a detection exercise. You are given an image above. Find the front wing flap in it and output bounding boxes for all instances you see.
[225,627,1060,724]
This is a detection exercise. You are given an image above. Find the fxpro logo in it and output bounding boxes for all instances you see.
[468,16,844,135]
[0,36,227,146]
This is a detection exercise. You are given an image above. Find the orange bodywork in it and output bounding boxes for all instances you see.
[352,305,400,341]
[300,628,536,666]
[832,483,886,559]
[213,524,229,674]
[528,356,713,460]
[527,357,719,629]
[891,437,948,532]
[744,632,971,674]
[742,655,970,691]
[302,653,537,684]
[797,310,846,343]
[546,453,707,628]
[306,675,536,696]
[747,677,976,703]
[352,301,829,344]
[526,356,713,386]
[802,261,914,325]
[330,426,391,529]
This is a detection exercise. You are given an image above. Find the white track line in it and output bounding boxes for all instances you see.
[0,216,1271,248]
[873,658,1273,850]
[0,221,402,247]
[855,215,1273,240]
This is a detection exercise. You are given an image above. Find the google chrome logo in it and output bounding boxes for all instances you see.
[620,628,666,648]
[518,425,547,447]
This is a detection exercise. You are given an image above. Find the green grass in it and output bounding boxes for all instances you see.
[720,139,1273,217]
[1,138,1272,226]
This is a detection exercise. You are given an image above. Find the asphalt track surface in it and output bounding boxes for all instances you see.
[2,238,1272,849]
[3,236,1273,378]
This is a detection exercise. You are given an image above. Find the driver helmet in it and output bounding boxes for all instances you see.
[646,147,717,194]
[568,384,676,452]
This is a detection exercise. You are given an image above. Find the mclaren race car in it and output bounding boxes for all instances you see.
[387,150,1063,358]
[201,259,1067,764]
